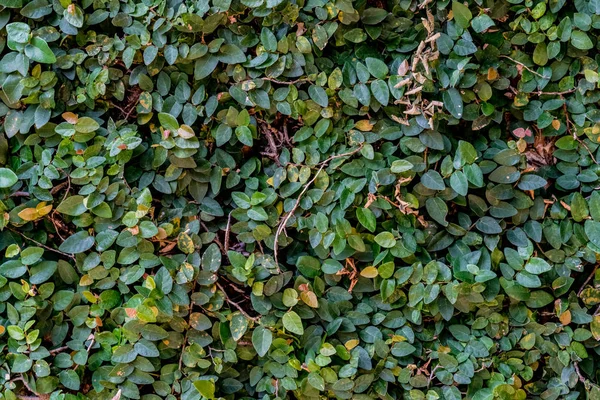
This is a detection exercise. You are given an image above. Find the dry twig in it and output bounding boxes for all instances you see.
[216,282,260,322]
[500,55,549,79]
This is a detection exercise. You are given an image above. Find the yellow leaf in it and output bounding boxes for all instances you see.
[487,67,498,80]
[82,290,97,303]
[551,119,561,130]
[592,315,600,340]
[360,266,379,278]
[516,138,527,153]
[37,204,53,216]
[345,339,359,350]
[559,310,571,325]
[177,232,195,254]
[18,208,39,221]
[79,274,94,286]
[355,120,373,131]
[300,291,319,308]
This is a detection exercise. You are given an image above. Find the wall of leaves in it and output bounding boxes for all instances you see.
[0,0,600,399]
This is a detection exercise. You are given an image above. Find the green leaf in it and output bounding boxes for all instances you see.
[365,57,389,79]
[471,14,494,33]
[194,380,215,399]
[526,291,554,308]
[25,37,56,63]
[475,216,502,234]
[195,54,218,80]
[307,372,325,391]
[356,208,376,232]
[449,170,468,196]
[63,4,84,28]
[421,170,445,191]
[6,22,30,43]
[297,255,321,278]
[59,231,95,254]
[533,42,548,66]
[190,312,212,330]
[201,243,221,272]
[308,85,328,107]
[371,79,389,106]
[260,27,277,52]
[452,1,473,29]
[361,8,388,24]
[391,342,416,357]
[571,192,589,222]
[56,195,87,216]
[571,31,594,50]
[252,326,272,357]
[443,87,464,119]
[426,197,448,227]
[343,28,367,43]
[11,354,32,373]
[59,370,80,391]
[235,126,253,146]
[218,44,246,64]
[75,117,99,133]
[375,232,396,248]
[230,312,249,341]
[158,112,179,131]
[585,220,600,248]
[282,311,304,335]
[524,257,552,275]
[391,160,414,173]
[0,168,18,188]
[518,174,547,190]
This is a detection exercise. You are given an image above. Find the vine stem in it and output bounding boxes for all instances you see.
[500,55,550,79]
[578,263,599,296]
[239,77,311,86]
[7,228,76,261]
[216,282,259,322]
[272,145,364,272]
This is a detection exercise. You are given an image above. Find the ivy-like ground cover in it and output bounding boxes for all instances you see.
[3,0,600,399]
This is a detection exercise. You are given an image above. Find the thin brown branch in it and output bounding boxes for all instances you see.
[573,362,589,389]
[578,264,599,296]
[12,374,40,399]
[500,55,549,79]
[24,345,70,355]
[532,89,576,96]
[216,282,260,322]
[49,175,72,241]
[258,122,281,166]
[49,181,68,195]
[7,228,76,261]
[273,145,364,272]
[9,191,30,198]
[262,77,310,85]
[224,212,231,252]
[426,365,440,387]
[49,346,70,355]
[563,102,599,164]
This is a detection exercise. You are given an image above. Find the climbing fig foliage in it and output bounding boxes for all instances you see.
[2,0,600,399]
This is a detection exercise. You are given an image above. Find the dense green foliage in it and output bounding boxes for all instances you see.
[3,0,600,399]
